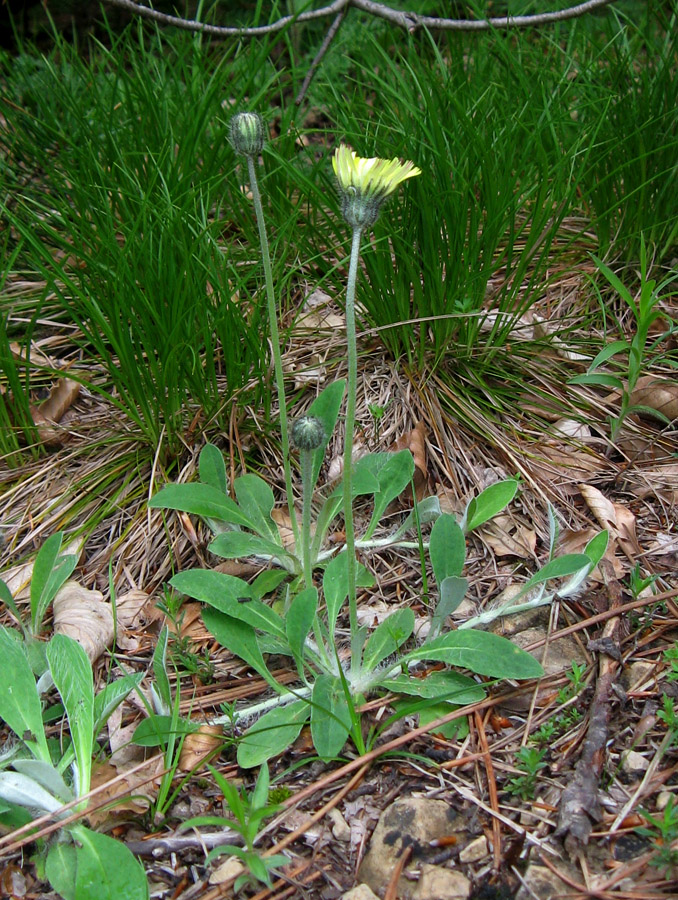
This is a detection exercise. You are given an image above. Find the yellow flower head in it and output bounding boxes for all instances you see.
[332,144,421,228]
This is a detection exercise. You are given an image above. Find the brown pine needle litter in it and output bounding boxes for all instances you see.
[2,243,678,896]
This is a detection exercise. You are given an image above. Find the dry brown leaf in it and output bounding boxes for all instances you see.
[621,461,678,506]
[297,308,345,331]
[178,724,223,772]
[107,705,145,765]
[289,355,326,388]
[0,864,28,898]
[391,421,428,501]
[209,858,246,886]
[87,761,152,827]
[30,378,80,446]
[326,442,367,483]
[53,581,114,662]
[579,484,641,559]
[482,514,537,559]
[115,589,153,651]
[627,376,678,422]
[521,440,609,493]
[214,559,263,578]
[558,526,624,579]
[271,506,299,553]
[552,418,591,439]
[435,484,464,517]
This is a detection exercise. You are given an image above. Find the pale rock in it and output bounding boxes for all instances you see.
[359,798,460,900]
[621,749,649,775]
[552,418,591,439]
[341,886,381,900]
[656,791,674,811]
[458,835,488,863]
[208,856,245,885]
[450,598,477,621]
[414,865,470,900]
[621,660,656,692]
[329,807,351,842]
[515,864,566,900]
[496,626,587,711]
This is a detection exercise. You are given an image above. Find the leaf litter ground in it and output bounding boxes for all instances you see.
[1,248,678,899]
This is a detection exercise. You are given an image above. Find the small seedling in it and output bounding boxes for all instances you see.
[157,589,215,684]
[569,238,678,443]
[557,661,587,703]
[662,644,678,683]
[636,797,678,875]
[628,563,660,600]
[180,763,287,892]
[368,402,388,421]
[657,694,678,743]
[531,720,557,745]
[507,746,548,800]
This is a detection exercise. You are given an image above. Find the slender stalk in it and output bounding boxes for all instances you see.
[299,447,314,591]
[246,155,300,547]
[343,225,365,665]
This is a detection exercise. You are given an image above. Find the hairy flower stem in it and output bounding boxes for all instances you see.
[299,447,314,591]
[246,155,299,547]
[343,225,364,671]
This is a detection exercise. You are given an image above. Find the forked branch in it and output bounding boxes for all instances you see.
[102,0,617,38]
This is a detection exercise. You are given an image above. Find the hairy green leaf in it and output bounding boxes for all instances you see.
[429,514,466,583]
[362,609,415,672]
[237,701,309,768]
[0,626,50,761]
[402,629,543,679]
[311,675,352,761]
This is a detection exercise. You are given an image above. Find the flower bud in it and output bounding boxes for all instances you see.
[291,416,326,452]
[229,112,265,157]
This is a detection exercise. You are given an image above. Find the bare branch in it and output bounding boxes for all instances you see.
[351,0,618,32]
[103,0,617,38]
[295,10,346,106]
[102,0,350,37]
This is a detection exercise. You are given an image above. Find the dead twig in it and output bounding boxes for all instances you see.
[295,11,347,106]
[555,561,623,845]
[474,710,502,870]
[102,0,617,37]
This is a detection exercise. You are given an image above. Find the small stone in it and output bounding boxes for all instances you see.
[450,598,476,620]
[621,749,649,775]
[515,864,565,900]
[621,661,656,692]
[329,807,351,842]
[656,791,673,811]
[209,856,245,885]
[341,886,381,900]
[458,835,488,863]
[359,798,460,900]
[414,865,470,900]
[496,627,588,711]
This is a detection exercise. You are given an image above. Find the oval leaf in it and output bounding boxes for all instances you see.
[402,629,543,679]
[237,701,309,768]
[464,480,519,533]
[429,514,466,583]
[362,609,415,672]
[234,474,277,542]
[199,444,227,494]
[380,670,485,704]
[149,483,255,529]
[70,824,150,900]
[311,675,353,761]
[171,570,285,640]
[0,626,50,761]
